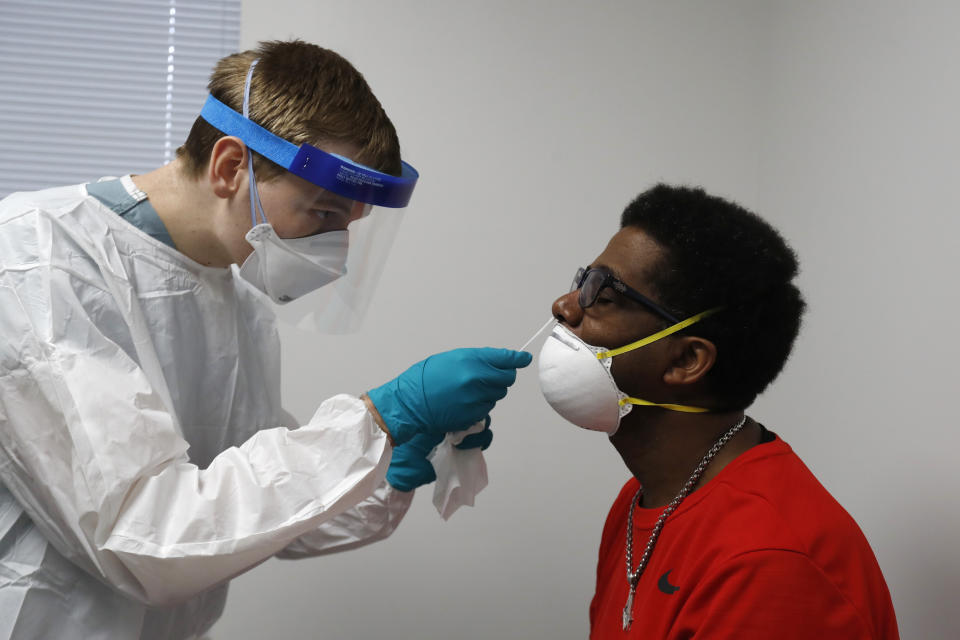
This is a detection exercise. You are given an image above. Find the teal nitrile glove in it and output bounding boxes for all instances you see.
[386,432,444,492]
[387,417,494,492]
[367,347,532,446]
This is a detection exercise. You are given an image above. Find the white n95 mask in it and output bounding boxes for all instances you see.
[538,324,627,434]
[238,224,347,304]
[537,309,720,436]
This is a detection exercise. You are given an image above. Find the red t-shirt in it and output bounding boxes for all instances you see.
[589,434,899,639]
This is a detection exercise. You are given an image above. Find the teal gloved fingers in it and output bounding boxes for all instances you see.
[386,432,444,493]
[455,416,493,451]
[367,347,532,446]
[419,347,531,425]
[388,416,493,491]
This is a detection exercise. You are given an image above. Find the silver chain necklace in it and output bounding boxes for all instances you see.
[621,415,747,631]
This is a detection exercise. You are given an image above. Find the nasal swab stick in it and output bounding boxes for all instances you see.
[518,318,556,352]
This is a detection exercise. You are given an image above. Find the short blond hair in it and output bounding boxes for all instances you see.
[177,40,402,180]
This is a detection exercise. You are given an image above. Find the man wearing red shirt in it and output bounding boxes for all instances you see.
[540,184,898,639]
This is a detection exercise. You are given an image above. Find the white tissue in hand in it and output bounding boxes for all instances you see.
[428,421,488,520]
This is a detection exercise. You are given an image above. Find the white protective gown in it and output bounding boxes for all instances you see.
[0,182,412,639]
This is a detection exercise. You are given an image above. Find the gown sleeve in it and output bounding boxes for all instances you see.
[276,480,413,558]
[0,274,391,607]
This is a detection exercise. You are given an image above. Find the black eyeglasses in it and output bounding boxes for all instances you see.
[571,267,681,324]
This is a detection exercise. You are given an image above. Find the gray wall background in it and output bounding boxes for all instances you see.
[213,2,959,638]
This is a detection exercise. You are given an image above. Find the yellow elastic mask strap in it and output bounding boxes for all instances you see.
[595,306,723,360]
[619,397,710,413]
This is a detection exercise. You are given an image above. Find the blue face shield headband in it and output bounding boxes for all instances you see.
[198,94,418,208]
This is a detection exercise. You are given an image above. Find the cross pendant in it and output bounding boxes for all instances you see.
[622,586,636,631]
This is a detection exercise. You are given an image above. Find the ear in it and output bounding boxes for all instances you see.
[207,136,248,198]
[662,335,717,386]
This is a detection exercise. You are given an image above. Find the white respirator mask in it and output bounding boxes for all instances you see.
[537,309,720,436]
[238,224,348,304]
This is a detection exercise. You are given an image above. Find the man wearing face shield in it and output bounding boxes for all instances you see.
[538,185,898,639]
[0,41,530,639]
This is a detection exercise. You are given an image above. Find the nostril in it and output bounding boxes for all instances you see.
[552,289,583,328]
